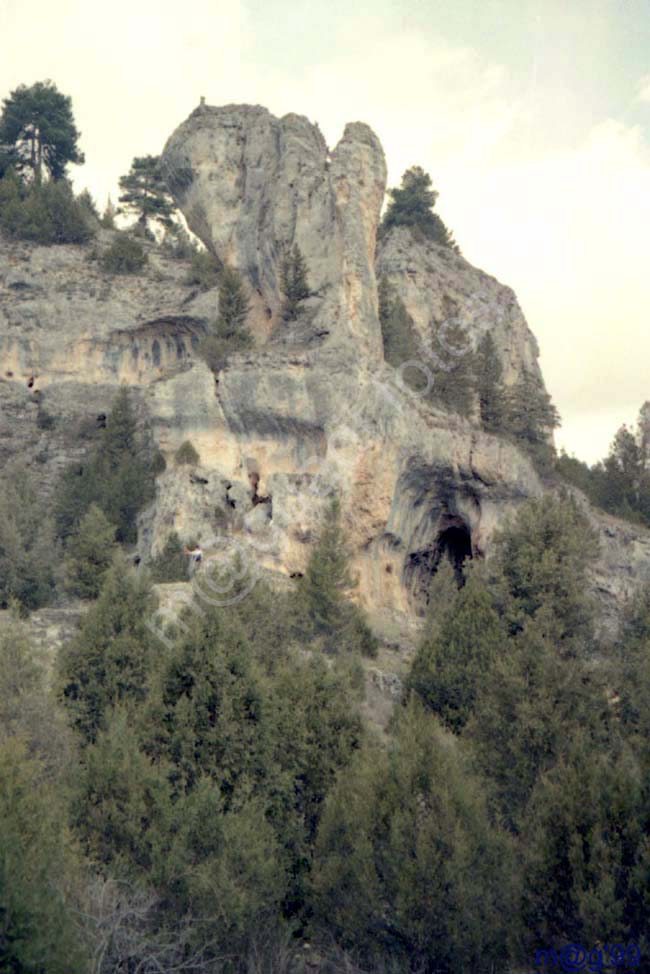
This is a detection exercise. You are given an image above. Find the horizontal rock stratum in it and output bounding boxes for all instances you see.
[1,101,648,632]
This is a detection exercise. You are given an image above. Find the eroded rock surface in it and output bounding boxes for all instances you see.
[1,101,648,636]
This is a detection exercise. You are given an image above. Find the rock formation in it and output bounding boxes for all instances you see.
[1,101,648,639]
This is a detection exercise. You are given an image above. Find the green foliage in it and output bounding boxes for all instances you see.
[100,231,148,274]
[0,738,88,973]
[0,79,84,180]
[54,387,156,545]
[407,565,506,733]
[491,493,598,644]
[280,243,310,321]
[379,165,460,252]
[117,154,176,235]
[377,274,421,367]
[473,331,507,432]
[0,461,56,611]
[150,531,189,583]
[0,609,73,778]
[0,173,96,243]
[57,558,158,744]
[518,742,647,952]
[100,195,117,228]
[311,700,510,973]
[198,263,253,373]
[63,503,116,599]
[465,620,608,830]
[174,439,200,466]
[185,248,221,289]
[503,369,560,469]
[294,498,378,657]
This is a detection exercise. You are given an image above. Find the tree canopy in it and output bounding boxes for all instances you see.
[118,154,176,236]
[380,165,460,251]
[0,80,84,181]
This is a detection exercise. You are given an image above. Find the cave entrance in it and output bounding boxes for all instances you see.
[405,514,473,609]
[435,521,472,587]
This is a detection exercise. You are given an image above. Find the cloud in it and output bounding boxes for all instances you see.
[636,74,650,103]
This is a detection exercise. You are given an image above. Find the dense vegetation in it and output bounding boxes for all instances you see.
[557,403,650,527]
[4,490,650,972]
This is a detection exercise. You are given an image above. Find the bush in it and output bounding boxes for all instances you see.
[100,232,148,274]
[0,461,56,611]
[174,440,200,466]
[63,503,117,599]
[150,532,189,583]
[198,329,252,373]
[0,174,96,244]
[185,249,220,289]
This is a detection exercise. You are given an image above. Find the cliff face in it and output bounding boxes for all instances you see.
[1,101,648,632]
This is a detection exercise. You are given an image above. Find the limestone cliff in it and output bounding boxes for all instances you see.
[0,101,648,639]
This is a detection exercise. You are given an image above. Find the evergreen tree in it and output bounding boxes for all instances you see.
[118,154,176,237]
[0,80,84,181]
[465,618,609,831]
[407,565,506,733]
[379,165,460,252]
[0,461,56,610]
[280,243,310,321]
[503,370,560,464]
[519,741,645,952]
[295,498,377,656]
[57,559,158,744]
[428,320,475,417]
[150,531,190,583]
[54,387,156,544]
[473,331,506,432]
[492,493,598,644]
[217,265,252,337]
[311,700,511,973]
[199,264,253,373]
[377,274,422,370]
[64,502,116,599]
[0,738,88,972]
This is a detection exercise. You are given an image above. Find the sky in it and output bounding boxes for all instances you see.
[1,0,649,463]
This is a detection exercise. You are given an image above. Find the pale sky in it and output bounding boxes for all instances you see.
[1,0,649,464]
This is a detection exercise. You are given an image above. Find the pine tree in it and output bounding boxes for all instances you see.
[295,499,377,656]
[0,738,88,973]
[57,558,157,743]
[150,531,189,583]
[64,503,116,599]
[428,320,475,417]
[0,461,56,610]
[217,265,252,338]
[199,264,253,372]
[407,566,506,733]
[492,493,598,645]
[473,332,506,432]
[311,700,511,972]
[118,154,176,237]
[280,243,310,321]
[377,274,421,371]
[379,166,460,252]
[0,80,84,181]
[503,370,560,454]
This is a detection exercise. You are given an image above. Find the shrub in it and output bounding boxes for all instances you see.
[150,532,189,583]
[174,440,200,466]
[0,175,96,244]
[185,249,220,289]
[100,232,148,274]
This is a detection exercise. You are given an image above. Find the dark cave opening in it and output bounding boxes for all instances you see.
[406,516,473,608]
[436,524,473,586]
